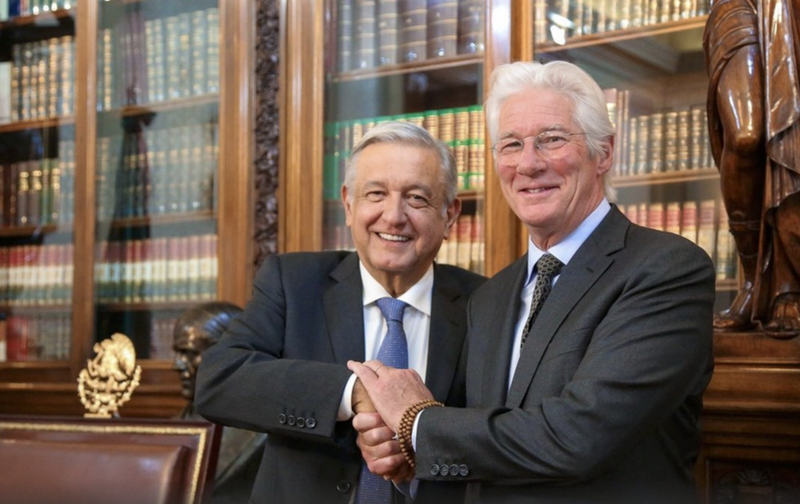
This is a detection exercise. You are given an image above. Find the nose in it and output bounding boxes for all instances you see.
[516,142,547,176]
[382,194,408,225]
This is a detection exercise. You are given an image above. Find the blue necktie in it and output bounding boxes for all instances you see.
[354,297,408,504]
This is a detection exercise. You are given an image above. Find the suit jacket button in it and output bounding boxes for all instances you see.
[450,464,460,476]
[459,464,469,477]
[336,481,351,493]
[306,417,316,429]
[296,417,306,428]
[440,464,450,476]
[278,414,286,424]
[430,464,440,476]
[287,415,296,426]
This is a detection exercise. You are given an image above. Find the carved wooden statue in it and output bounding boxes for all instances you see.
[173,301,267,504]
[704,0,800,338]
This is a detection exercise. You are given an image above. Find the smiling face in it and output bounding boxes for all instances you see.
[343,141,460,296]
[496,88,612,249]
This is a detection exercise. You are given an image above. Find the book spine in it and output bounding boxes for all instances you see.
[400,0,427,63]
[378,0,399,65]
[457,0,484,53]
[353,0,377,69]
[427,0,458,58]
[696,199,716,260]
[337,0,354,72]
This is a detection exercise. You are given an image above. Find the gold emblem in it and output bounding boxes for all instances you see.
[77,333,142,418]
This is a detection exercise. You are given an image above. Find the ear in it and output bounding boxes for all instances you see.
[443,198,462,240]
[596,136,615,176]
[341,184,353,227]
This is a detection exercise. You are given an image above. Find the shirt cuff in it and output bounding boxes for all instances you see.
[411,408,424,450]
[337,373,358,421]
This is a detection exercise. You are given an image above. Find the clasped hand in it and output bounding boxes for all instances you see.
[348,359,435,483]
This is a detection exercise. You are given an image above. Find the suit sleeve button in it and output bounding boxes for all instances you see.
[459,464,469,476]
[278,414,286,424]
[306,418,316,429]
[430,464,440,476]
[336,481,351,493]
[440,464,450,476]
[449,464,460,476]
[296,417,306,428]
[287,415,296,426]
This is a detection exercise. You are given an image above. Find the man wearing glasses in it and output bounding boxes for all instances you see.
[349,60,716,504]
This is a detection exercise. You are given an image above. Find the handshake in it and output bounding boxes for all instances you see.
[348,360,439,484]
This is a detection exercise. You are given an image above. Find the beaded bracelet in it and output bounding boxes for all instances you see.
[396,399,444,469]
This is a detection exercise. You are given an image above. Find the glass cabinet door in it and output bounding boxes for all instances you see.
[322,0,488,274]
[93,0,220,359]
[0,3,76,362]
[533,1,735,310]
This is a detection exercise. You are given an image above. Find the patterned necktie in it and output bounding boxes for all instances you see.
[354,297,408,504]
[520,253,563,349]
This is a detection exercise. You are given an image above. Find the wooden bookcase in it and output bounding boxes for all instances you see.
[281,0,800,501]
[0,0,254,417]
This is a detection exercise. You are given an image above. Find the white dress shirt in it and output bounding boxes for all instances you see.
[338,262,434,420]
[508,199,611,385]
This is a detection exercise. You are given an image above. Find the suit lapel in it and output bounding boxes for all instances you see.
[505,207,629,408]
[481,257,529,408]
[323,253,366,364]
[425,268,468,401]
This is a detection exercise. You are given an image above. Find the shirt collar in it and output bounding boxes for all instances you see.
[359,262,434,317]
[525,199,611,286]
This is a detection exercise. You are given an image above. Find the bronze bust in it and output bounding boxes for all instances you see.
[172,302,267,504]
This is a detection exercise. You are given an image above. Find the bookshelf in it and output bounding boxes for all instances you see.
[281,0,521,277]
[0,0,254,417]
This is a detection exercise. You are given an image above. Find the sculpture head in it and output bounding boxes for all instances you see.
[173,301,243,401]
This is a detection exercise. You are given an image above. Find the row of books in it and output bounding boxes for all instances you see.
[335,0,484,73]
[436,213,484,273]
[0,0,73,20]
[96,121,218,219]
[324,105,487,202]
[0,244,74,306]
[94,234,218,304]
[2,36,75,123]
[606,90,714,177]
[1,143,76,227]
[623,199,736,280]
[97,7,220,109]
[535,0,710,44]
[0,313,71,362]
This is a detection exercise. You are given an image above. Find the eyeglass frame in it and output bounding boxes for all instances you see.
[491,130,587,165]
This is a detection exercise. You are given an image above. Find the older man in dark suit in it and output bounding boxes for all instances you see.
[194,121,485,504]
[350,61,715,504]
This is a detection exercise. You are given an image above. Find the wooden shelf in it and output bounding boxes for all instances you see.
[0,304,72,314]
[0,116,74,134]
[330,53,484,84]
[613,168,719,188]
[96,300,199,313]
[98,210,216,230]
[536,16,708,53]
[0,223,73,239]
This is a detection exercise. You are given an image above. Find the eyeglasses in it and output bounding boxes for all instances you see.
[492,131,586,165]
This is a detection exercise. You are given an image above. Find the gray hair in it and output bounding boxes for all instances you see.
[484,61,616,200]
[344,121,458,213]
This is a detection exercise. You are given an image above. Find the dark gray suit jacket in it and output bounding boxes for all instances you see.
[415,206,716,504]
[195,251,485,504]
